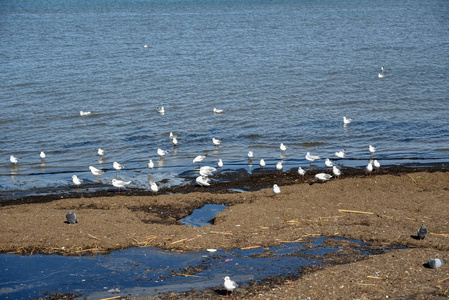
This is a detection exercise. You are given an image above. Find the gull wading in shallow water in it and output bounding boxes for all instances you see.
[193,154,207,166]
[259,159,266,170]
[71,175,83,189]
[217,158,223,168]
[40,151,46,159]
[305,152,320,165]
[79,111,91,116]
[89,166,105,178]
[113,161,125,176]
[199,166,217,177]
[112,178,131,193]
[223,276,238,298]
[369,145,377,155]
[366,161,373,176]
[276,161,283,174]
[97,148,106,157]
[247,151,254,159]
[272,184,281,200]
[373,159,380,172]
[334,150,345,159]
[148,159,154,171]
[325,158,334,170]
[157,106,165,114]
[280,143,288,153]
[213,108,224,114]
[10,155,19,164]
[150,181,159,195]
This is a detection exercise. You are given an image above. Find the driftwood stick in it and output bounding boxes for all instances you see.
[240,245,261,250]
[338,209,374,215]
[87,233,101,241]
[170,238,188,245]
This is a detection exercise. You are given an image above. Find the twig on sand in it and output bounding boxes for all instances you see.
[338,209,374,215]
[170,238,188,245]
[209,231,233,235]
[367,276,383,280]
[358,283,376,286]
[430,232,449,238]
[87,233,101,241]
[96,296,122,300]
[407,174,418,184]
[438,276,449,283]
[175,273,202,278]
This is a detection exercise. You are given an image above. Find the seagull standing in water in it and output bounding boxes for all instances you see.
[97,148,106,157]
[113,161,125,177]
[259,159,266,171]
[148,159,154,172]
[247,151,254,159]
[280,143,288,154]
[373,159,380,172]
[89,166,105,179]
[157,106,165,114]
[369,145,377,155]
[324,158,334,171]
[79,111,91,116]
[171,136,179,146]
[334,150,346,160]
[272,184,281,200]
[111,178,131,193]
[10,155,19,164]
[217,159,223,168]
[71,175,83,189]
[193,154,207,167]
[223,276,238,298]
[40,151,46,160]
[213,108,224,114]
[305,152,320,165]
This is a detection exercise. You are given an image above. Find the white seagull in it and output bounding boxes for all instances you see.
[40,151,46,159]
[247,151,254,159]
[305,152,321,165]
[332,165,341,179]
[157,148,169,157]
[223,276,238,298]
[373,159,380,172]
[199,166,217,176]
[79,111,91,116]
[324,158,334,170]
[71,175,83,189]
[272,184,281,200]
[111,178,131,193]
[157,106,165,114]
[212,138,223,146]
[89,166,105,178]
[315,173,332,182]
[298,167,306,179]
[97,148,106,157]
[196,175,210,187]
[343,116,352,125]
[369,145,377,155]
[276,161,283,174]
[193,154,207,166]
[150,181,159,195]
[280,143,288,153]
[334,150,346,159]
[113,161,125,176]
[148,159,154,171]
[171,136,179,146]
[217,159,223,168]
[366,161,373,176]
[10,155,19,164]
[213,108,224,114]
[381,66,386,73]
[259,159,266,170]
[378,73,384,78]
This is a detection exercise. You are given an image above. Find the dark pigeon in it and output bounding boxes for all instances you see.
[417,225,428,240]
[66,211,77,224]
[428,258,446,269]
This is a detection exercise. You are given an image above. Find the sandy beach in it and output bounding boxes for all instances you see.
[1,167,449,299]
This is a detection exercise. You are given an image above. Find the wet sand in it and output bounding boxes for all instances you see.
[1,166,449,299]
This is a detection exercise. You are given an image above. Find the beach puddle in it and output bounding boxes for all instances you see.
[0,238,395,299]
[178,204,227,227]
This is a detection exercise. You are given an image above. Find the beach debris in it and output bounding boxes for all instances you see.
[427,258,446,269]
[66,211,77,224]
[417,225,428,240]
[338,209,374,215]
[223,276,238,298]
